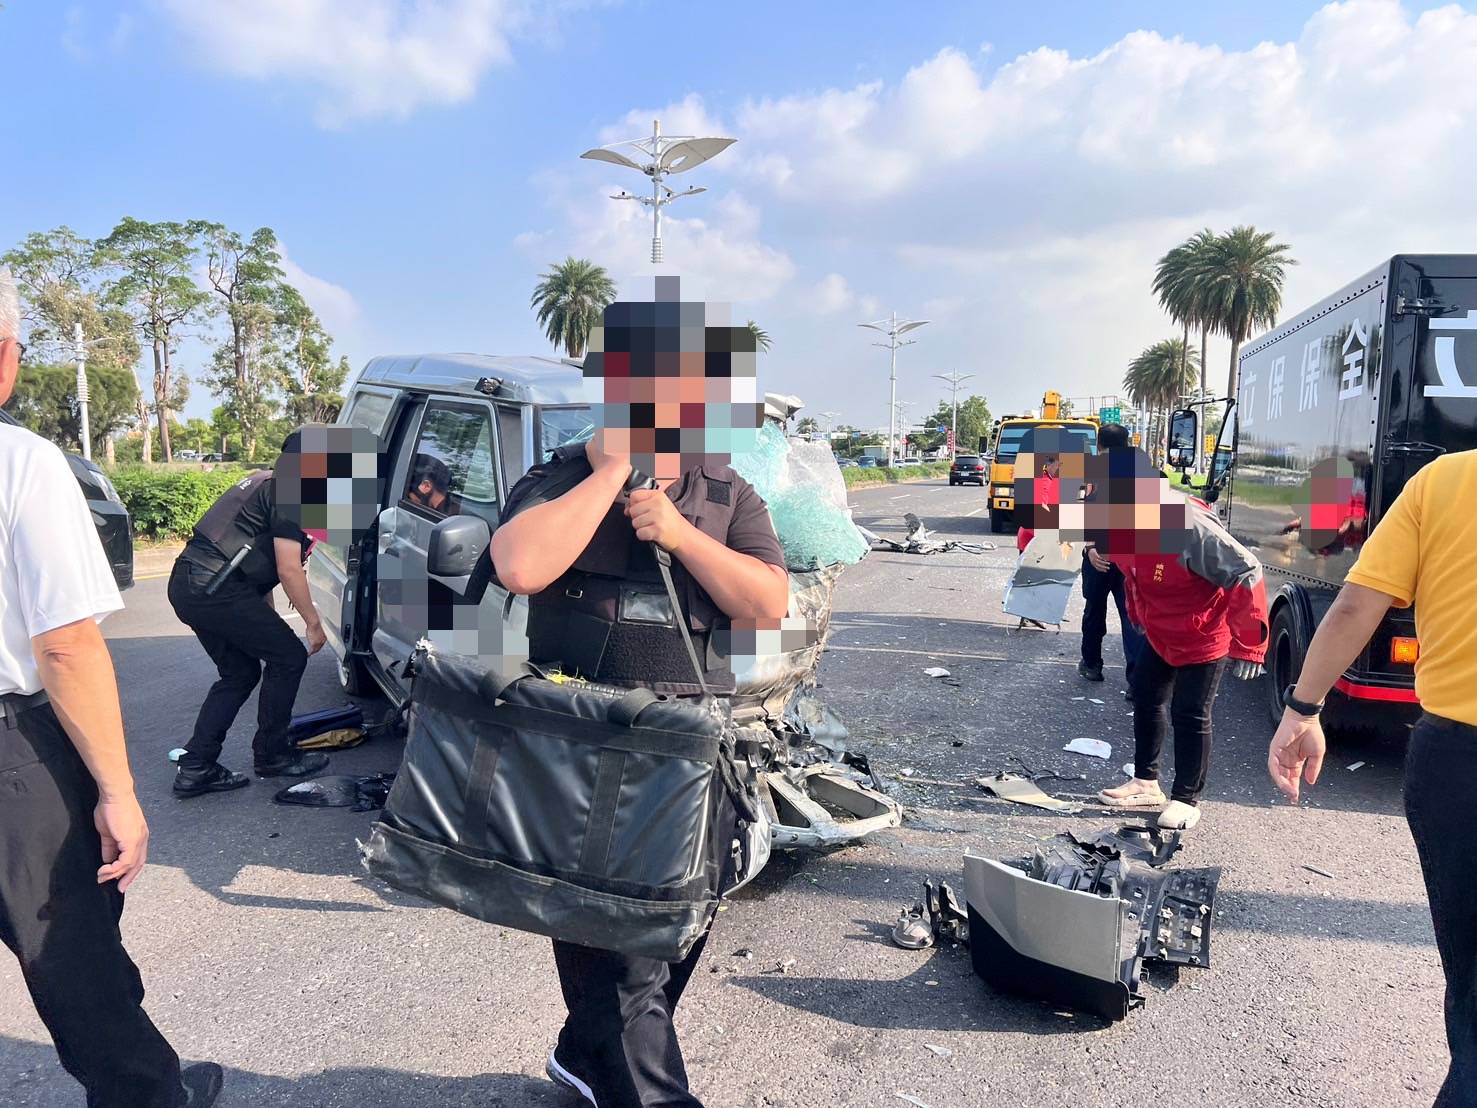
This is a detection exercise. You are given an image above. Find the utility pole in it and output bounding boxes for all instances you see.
[859,313,930,465]
[933,371,974,460]
[73,322,92,461]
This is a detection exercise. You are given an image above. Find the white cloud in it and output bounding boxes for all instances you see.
[277,246,361,336]
[519,2,1477,423]
[154,0,520,127]
[810,273,856,315]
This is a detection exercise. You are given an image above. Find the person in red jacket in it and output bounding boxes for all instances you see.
[1064,448,1268,830]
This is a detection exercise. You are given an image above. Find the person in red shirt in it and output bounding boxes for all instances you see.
[1015,453,1061,554]
[1064,448,1268,830]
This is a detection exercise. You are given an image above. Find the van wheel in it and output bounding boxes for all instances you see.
[338,653,374,697]
[1264,604,1303,725]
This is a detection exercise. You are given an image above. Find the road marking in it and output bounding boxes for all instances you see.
[826,643,1104,668]
[964,508,983,517]
[889,494,908,500]
[134,571,171,581]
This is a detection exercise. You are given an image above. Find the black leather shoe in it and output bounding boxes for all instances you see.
[1077,660,1105,682]
[173,763,251,798]
[182,1062,224,1107]
[254,752,330,778]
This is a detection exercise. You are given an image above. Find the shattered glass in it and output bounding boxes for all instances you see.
[732,423,868,570]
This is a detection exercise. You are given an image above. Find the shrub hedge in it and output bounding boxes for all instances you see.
[841,461,951,489]
[110,465,254,541]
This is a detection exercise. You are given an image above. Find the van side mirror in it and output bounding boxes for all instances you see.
[428,515,491,594]
[1167,408,1199,472]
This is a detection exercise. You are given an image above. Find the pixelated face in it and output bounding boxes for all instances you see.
[582,276,764,483]
[1293,456,1368,553]
[712,616,821,684]
[1012,427,1089,533]
[274,424,383,545]
[1056,447,1190,556]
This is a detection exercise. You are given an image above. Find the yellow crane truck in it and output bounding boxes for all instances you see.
[986,390,1100,533]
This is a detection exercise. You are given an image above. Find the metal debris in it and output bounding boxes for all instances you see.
[976,772,1082,814]
[1302,864,1337,879]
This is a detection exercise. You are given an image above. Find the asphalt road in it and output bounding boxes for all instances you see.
[0,480,1447,1107]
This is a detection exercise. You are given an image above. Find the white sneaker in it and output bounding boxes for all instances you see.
[1157,800,1201,830]
[547,1049,598,1105]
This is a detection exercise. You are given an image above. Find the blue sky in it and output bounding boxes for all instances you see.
[3,0,1474,431]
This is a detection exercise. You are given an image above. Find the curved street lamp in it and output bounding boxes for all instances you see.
[581,120,736,264]
[859,313,929,465]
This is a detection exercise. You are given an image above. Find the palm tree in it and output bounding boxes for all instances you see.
[1192,227,1295,402]
[746,320,771,353]
[1153,228,1217,406]
[530,257,616,358]
[1123,338,1199,463]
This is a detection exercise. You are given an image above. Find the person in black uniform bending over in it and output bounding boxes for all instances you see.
[493,281,789,1107]
[168,426,380,796]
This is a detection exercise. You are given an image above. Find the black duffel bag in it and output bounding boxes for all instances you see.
[361,547,761,962]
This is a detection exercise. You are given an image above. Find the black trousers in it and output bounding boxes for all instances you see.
[0,701,184,1107]
[551,932,710,1107]
[1405,714,1477,1107]
[1080,555,1143,683]
[168,559,307,768]
[1129,643,1227,803]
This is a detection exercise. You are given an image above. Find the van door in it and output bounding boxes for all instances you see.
[308,385,399,663]
[372,398,506,691]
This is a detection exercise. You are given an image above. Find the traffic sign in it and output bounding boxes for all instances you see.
[934,425,947,434]
[1131,432,1142,446]
[946,429,955,448]
[1098,406,1122,425]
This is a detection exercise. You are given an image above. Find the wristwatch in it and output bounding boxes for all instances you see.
[1282,686,1324,718]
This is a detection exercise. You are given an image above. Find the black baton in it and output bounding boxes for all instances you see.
[204,542,252,596]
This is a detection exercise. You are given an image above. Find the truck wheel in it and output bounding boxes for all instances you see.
[1264,604,1304,725]
[989,511,1007,534]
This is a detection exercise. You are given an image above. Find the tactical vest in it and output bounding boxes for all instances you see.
[181,471,285,589]
[519,452,737,696]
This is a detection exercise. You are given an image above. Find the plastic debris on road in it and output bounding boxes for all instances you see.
[1063,737,1112,759]
[1347,761,1366,771]
[923,666,952,678]
[1122,762,1137,777]
[731,423,868,570]
[272,773,396,811]
[976,772,1082,814]
[923,1044,953,1058]
[896,1093,932,1108]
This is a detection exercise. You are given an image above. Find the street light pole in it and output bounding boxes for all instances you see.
[933,371,974,460]
[581,120,736,265]
[859,312,930,465]
[73,322,91,461]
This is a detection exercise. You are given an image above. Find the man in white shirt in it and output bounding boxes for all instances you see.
[0,269,222,1106]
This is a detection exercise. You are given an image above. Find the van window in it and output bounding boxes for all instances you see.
[538,406,595,463]
[345,391,393,436]
[402,402,500,528]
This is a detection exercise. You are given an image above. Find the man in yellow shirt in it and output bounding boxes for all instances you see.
[1268,449,1477,1105]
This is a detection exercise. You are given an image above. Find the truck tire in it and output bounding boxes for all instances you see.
[1263,603,1304,725]
[989,510,1009,534]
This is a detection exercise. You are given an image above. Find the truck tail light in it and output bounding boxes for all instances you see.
[1391,637,1420,665]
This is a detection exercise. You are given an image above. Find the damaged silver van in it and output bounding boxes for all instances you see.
[309,353,900,852]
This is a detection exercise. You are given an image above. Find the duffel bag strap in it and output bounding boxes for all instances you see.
[607,687,661,726]
[653,545,711,697]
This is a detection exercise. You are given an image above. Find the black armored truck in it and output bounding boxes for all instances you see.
[1174,254,1477,736]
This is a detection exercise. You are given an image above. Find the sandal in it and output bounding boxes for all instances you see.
[1157,800,1202,830]
[1097,778,1167,808]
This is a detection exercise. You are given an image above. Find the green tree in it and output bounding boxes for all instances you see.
[1123,338,1199,462]
[3,226,142,462]
[97,218,212,463]
[273,286,347,424]
[924,395,993,456]
[531,257,616,358]
[2,361,139,453]
[1153,228,1218,409]
[208,405,242,459]
[746,320,771,353]
[199,223,289,458]
[795,416,818,438]
[1191,226,1296,402]
[178,417,214,455]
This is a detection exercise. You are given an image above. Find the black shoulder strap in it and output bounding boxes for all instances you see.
[504,450,595,523]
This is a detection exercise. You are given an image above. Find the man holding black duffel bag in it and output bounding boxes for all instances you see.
[491,286,788,1107]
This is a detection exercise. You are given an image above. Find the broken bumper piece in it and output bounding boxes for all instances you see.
[963,825,1220,1021]
[763,763,903,850]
